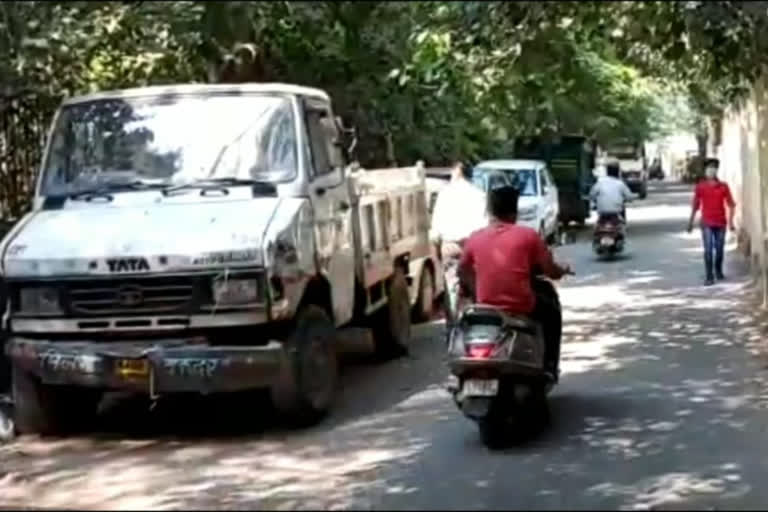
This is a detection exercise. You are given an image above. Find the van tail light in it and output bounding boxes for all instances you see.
[467,343,495,359]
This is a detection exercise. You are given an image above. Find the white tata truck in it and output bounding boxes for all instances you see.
[0,83,435,434]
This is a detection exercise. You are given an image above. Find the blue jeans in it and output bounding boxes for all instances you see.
[701,225,726,280]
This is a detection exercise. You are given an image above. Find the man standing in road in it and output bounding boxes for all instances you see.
[687,157,736,286]
[431,161,488,333]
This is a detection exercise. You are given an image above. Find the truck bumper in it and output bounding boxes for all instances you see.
[4,337,287,395]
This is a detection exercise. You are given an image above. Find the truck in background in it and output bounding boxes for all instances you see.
[512,134,597,226]
[602,139,648,199]
[0,83,434,435]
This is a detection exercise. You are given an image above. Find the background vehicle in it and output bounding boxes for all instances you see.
[1,83,434,435]
[621,169,647,199]
[425,167,452,203]
[471,160,560,244]
[446,284,560,449]
[410,167,451,321]
[0,219,15,442]
[512,135,596,226]
[604,140,648,198]
[648,157,664,180]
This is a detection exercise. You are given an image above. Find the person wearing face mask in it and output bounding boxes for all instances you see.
[687,158,736,286]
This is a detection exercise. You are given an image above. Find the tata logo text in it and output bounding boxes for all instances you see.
[106,257,151,273]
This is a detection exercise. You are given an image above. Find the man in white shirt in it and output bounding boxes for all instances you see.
[589,160,636,222]
[431,161,488,331]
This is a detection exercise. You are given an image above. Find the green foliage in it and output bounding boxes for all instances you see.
[1,0,766,183]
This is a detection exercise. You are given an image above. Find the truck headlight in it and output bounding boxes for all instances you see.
[211,278,260,305]
[19,287,61,314]
[518,206,537,221]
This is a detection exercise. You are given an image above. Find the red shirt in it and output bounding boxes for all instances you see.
[459,223,557,314]
[693,179,735,227]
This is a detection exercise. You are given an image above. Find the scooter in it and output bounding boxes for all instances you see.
[593,212,625,258]
[446,278,563,449]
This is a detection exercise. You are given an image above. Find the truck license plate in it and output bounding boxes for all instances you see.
[601,236,614,246]
[463,379,499,396]
[115,359,149,378]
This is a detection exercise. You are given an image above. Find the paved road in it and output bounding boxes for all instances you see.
[3,181,768,510]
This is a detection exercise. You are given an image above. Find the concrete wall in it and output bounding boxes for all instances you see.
[716,75,768,299]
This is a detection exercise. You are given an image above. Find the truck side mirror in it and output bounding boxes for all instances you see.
[334,116,358,160]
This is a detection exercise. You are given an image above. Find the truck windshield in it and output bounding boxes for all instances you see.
[606,144,640,160]
[40,93,298,197]
[472,167,538,196]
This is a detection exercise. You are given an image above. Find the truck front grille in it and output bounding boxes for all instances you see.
[9,269,267,319]
[67,280,196,315]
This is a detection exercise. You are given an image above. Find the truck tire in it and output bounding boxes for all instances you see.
[271,305,338,427]
[12,366,101,436]
[412,265,435,323]
[373,268,412,359]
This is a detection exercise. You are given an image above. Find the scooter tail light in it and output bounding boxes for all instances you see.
[467,343,495,358]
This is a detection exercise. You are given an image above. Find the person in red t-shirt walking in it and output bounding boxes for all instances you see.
[687,158,736,286]
[459,186,572,379]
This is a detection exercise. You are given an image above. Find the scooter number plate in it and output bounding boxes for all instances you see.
[600,236,614,246]
[463,379,499,396]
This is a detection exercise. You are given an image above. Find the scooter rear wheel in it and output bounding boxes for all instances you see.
[478,415,507,450]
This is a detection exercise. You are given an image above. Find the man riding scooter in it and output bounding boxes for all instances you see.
[590,160,636,255]
[590,159,636,224]
[457,186,572,380]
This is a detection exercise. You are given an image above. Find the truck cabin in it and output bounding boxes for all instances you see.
[35,83,355,207]
[603,141,645,167]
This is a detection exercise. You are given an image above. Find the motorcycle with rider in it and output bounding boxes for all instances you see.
[441,184,572,448]
[589,160,637,258]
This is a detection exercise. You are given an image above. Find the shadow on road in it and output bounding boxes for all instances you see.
[0,320,451,509]
[368,182,768,510]
[3,182,768,510]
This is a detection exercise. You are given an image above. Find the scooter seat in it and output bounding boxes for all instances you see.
[458,303,540,332]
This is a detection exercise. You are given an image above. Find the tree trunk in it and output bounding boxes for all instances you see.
[696,133,708,159]
[385,131,397,168]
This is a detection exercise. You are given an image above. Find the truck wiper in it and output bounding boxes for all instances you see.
[162,178,277,196]
[69,180,165,200]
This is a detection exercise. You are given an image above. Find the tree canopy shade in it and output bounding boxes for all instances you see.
[0,0,766,216]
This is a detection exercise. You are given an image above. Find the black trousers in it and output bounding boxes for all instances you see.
[529,278,562,375]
